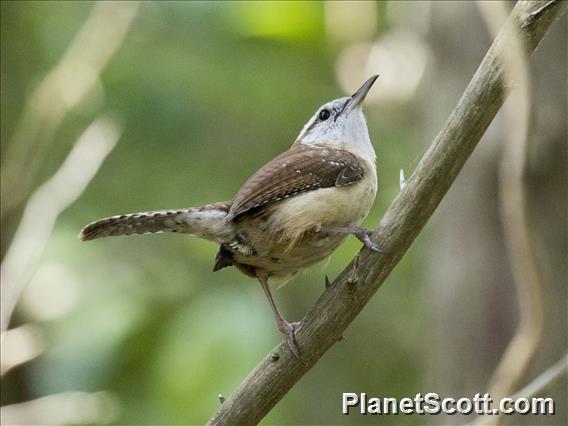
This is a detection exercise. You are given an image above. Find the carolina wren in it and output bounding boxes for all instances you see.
[79,75,380,358]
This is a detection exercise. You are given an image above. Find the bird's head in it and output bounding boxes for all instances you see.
[295,75,378,161]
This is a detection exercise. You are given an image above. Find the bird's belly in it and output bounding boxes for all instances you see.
[233,178,377,275]
[233,231,346,276]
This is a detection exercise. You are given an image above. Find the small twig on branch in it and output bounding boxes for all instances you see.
[207,1,566,425]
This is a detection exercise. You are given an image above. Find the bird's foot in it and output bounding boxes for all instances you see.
[277,319,303,361]
[322,226,381,252]
[351,227,381,252]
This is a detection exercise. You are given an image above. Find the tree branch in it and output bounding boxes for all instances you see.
[208,1,566,424]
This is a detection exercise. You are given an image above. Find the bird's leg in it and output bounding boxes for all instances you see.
[320,226,381,252]
[256,271,302,360]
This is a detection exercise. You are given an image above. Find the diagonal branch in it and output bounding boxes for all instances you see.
[208,1,566,424]
[510,353,568,401]
[469,353,568,426]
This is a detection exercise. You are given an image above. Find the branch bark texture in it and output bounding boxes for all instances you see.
[208,1,566,424]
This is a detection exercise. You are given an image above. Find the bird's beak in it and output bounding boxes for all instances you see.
[350,74,379,109]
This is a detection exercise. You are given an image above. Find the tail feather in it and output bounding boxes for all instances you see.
[78,202,234,243]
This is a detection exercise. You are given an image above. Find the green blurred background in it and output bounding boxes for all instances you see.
[1,1,566,425]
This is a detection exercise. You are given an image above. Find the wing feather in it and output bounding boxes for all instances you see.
[227,145,365,221]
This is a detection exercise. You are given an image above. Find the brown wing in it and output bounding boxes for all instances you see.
[227,145,365,221]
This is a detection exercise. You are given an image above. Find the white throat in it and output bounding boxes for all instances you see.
[297,110,376,165]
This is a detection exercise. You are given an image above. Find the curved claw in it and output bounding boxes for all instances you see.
[359,231,382,253]
[277,320,304,362]
[320,226,382,253]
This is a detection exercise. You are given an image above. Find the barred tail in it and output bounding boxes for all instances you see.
[78,202,234,243]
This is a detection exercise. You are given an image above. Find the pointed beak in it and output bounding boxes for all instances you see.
[350,74,379,108]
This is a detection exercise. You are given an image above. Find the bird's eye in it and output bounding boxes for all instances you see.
[318,109,331,121]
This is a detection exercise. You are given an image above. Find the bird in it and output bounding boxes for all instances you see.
[79,75,380,359]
